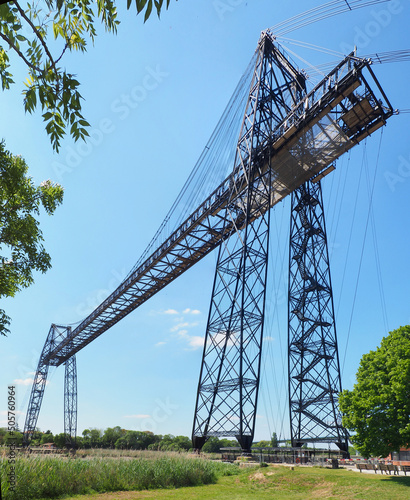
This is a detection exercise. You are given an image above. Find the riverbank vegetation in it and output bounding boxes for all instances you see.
[0,451,239,499]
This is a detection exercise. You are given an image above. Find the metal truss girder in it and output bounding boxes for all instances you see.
[288,180,349,452]
[200,377,257,393]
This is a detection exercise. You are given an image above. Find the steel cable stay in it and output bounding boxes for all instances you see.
[268,205,290,443]
[365,137,389,333]
[328,152,351,247]
[270,0,392,36]
[340,130,386,375]
[277,37,345,59]
[126,53,257,280]
[335,147,367,327]
[259,204,289,445]
[304,49,410,80]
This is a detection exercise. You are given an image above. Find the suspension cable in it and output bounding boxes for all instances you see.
[341,130,384,374]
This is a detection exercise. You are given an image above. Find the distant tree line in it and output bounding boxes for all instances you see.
[0,426,242,452]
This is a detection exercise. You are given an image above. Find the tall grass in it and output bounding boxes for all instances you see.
[0,453,239,499]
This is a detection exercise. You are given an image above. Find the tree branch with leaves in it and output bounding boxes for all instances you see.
[0,141,64,335]
[0,0,175,151]
[0,1,176,334]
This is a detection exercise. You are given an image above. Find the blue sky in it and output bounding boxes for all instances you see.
[1,0,409,444]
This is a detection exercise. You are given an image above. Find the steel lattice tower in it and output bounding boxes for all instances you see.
[23,324,78,446]
[64,353,77,448]
[192,32,306,452]
[288,180,349,452]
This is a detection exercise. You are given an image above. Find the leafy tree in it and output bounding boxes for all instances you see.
[0,426,7,445]
[4,430,23,446]
[252,440,271,448]
[40,430,54,444]
[53,432,67,448]
[0,1,175,151]
[102,425,124,448]
[0,141,63,335]
[75,435,84,448]
[339,325,410,458]
[218,438,237,448]
[114,430,155,450]
[88,428,102,447]
[166,434,191,451]
[202,436,223,453]
[271,432,278,447]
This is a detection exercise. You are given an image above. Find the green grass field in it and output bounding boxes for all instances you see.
[66,465,410,500]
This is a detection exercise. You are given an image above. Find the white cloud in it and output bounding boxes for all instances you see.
[124,414,151,419]
[170,322,190,332]
[13,378,45,386]
[263,336,274,342]
[155,341,166,347]
[210,331,238,348]
[163,309,179,315]
[177,329,188,337]
[170,322,198,333]
[183,308,201,315]
[176,329,204,350]
[186,336,204,349]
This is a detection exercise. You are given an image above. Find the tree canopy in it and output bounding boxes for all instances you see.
[339,325,410,458]
[0,0,175,151]
[0,141,64,335]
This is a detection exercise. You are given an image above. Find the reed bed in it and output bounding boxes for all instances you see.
[0,453,239,499]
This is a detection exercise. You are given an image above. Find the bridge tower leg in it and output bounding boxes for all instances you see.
[23,324,57,446]
[288,180,349,454]
[23,324,71,446]
[64,354,77,449]
[192,32,305,453]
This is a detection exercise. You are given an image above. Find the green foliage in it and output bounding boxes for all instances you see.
[0,1,175,151]
[114,430,157,450]
[127,0,175,23]
[252,440,271,448]
[40,430,54,445]
[339,325,410,458]
[271,431,278,447]
[0,141,64,335]
[101,425,125,448]
[50,427,194,451]
[81,427,103,448]
[150,434,192,452]
[3,429,23,447]
[53,432,67,448]
[0,453,238,499]
[202,436,238,453]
